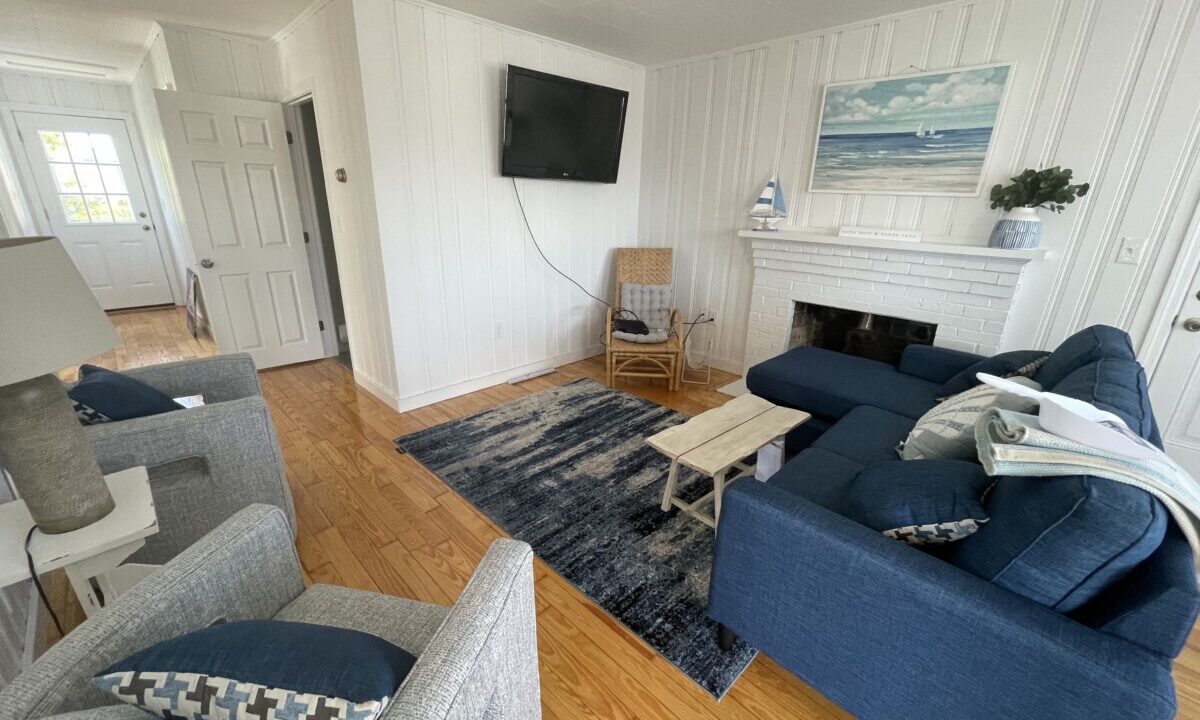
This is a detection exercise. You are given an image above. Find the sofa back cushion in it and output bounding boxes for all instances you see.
[1036,324,1136,389]
[952,474,1167,612]
[1048,357,1162,446]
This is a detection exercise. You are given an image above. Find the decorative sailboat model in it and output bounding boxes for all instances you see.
[750,174,787,231]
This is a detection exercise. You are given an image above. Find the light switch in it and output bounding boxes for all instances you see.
[1116,237,1144,265]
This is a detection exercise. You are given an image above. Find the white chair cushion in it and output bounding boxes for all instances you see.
[620,283,673,331]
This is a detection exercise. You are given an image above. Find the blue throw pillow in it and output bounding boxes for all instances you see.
[68,364,183,425]
[93,620,416,720]
[937,350,1050,397]
[838,460,994,545]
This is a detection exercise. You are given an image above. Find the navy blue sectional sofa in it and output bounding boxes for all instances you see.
[710,325,1199,719]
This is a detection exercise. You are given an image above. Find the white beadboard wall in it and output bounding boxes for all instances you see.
[639,0,1200,370]
[275,0,400,405]
[161,23,282,102]
[352,0,645,409]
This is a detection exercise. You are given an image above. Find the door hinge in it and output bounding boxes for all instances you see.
[303,231,310,244]
[318,320,325,331]
[286,130,294,145]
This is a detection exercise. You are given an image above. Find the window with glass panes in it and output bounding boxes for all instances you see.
[38,131,136,224]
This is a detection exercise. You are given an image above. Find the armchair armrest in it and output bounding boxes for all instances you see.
[83,397,294,563]
[898,344,983,384]
[709,480,1177,719]
[115,353,261,403]
[388,539,539,719]
[0,505,304,720]
[605,306,614,342]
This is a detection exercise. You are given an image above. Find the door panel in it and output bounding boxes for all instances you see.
[14,111,173,309]
[156,90,324,369]
[1150,263,1200,477]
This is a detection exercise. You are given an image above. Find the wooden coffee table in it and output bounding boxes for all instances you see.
[646,394,809,529]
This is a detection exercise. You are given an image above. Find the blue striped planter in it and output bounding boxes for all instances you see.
[988,208,1042,249]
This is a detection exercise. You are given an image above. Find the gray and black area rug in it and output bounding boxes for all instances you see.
[394,378,755,699]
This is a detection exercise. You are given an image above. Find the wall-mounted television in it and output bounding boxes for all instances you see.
[501,66,629,183]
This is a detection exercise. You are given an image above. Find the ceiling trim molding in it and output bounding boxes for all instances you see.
[644,0,975,71]
[271,0,336,45]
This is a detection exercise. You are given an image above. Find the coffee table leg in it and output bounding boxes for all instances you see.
[661,460,681,511]
[713,468,728,526]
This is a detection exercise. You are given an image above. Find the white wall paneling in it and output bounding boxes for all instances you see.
[639,0,1200,371]
[275,0,399,405]
[162,24,282,102]
[351,0,644,410]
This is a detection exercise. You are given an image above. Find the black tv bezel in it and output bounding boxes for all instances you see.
[501,65,629,184]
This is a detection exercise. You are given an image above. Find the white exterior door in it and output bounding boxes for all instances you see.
[155,90,324,369]
[1150,261,1200,477]
[14,111,174,309]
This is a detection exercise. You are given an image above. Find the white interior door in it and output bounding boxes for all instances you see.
[154,90,324,369]
[14,111,174,309]
[1150,262,1200,477]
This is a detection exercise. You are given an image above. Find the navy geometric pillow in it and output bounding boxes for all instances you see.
[68,364,183,425]
[93,620,417,720]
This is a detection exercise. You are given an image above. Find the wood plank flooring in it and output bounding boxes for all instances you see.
[44,306,1200,718]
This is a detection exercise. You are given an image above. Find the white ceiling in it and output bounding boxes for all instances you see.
[0,0,310,80]
[430,0,948,65]
[0,0,948,82]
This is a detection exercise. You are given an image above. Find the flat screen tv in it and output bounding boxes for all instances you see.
[502,66,629,183]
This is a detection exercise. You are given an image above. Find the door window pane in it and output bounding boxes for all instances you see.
[109,195,134,221]
[39,131,71,162]
[40,129,137,224]
[61,195,89,223]
[84,195,113,223]
[91,133,119,164]
[65,132,95,163]
[74,164,105,194]
[51,164,80,192]
[99,165,127,194]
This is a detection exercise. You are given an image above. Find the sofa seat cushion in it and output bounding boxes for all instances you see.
[1036,324,1136,389]
[812,406,914,464]
[952,474,1168,612]
[769,447,864,502]
[747,346,940,420]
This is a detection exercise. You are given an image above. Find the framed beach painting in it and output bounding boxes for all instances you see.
[807,62,1014,196]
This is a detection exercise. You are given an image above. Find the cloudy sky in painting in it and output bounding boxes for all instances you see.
[819,65,1011,136]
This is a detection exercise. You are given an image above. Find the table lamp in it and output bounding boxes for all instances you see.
[0,236,119,533]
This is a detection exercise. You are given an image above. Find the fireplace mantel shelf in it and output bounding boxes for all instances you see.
[739,229,1047,262]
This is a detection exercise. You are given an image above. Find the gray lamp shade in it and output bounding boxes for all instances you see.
[0,236,118,385]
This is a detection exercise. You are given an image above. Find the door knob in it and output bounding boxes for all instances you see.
[138,211,148,218]
[142,225,152,231]
[1184,317,1200,332]
[199,258,215,269]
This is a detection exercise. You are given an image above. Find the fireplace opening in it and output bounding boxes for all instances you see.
[789,302,936,366]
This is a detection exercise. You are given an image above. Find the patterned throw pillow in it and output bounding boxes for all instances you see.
[94,620,416,720]
[898,376,1042,460]
[937,350,1050,398]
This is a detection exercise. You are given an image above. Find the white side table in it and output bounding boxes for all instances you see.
[0,466,158,617]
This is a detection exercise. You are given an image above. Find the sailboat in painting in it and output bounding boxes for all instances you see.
[750,174,787,231]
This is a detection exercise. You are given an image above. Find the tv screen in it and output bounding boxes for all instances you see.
[502,66,629,183]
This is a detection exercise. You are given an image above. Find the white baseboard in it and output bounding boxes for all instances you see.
[353,370,400,408]
[393,345,603,412]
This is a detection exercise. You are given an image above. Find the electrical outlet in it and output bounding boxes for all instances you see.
[494,321,505,339]
[1116,237,1145,265]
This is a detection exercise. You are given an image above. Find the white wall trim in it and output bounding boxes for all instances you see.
[394,346,603,412]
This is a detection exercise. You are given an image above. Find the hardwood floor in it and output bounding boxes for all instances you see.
[46,306,1200,718]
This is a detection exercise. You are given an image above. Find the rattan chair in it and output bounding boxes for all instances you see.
[605,248,683,391]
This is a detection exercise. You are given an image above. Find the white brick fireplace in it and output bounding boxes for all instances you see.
[739,229,1045,374]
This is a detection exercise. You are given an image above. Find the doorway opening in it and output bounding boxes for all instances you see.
[286,98,350,368]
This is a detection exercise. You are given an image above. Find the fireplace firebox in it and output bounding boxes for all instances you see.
[789,302,937,366]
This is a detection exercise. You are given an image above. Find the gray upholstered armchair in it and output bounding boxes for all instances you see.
[76,353,295,564]
[0,504,542,720]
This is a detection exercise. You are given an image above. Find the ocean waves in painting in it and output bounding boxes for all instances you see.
[811,126,994,194]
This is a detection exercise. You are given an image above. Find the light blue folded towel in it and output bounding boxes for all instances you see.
[975,408,1200,570]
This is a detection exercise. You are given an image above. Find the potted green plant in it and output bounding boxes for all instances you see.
[987,167,1090,249]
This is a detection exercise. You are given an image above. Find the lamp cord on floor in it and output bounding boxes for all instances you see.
[25,526,64,638]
